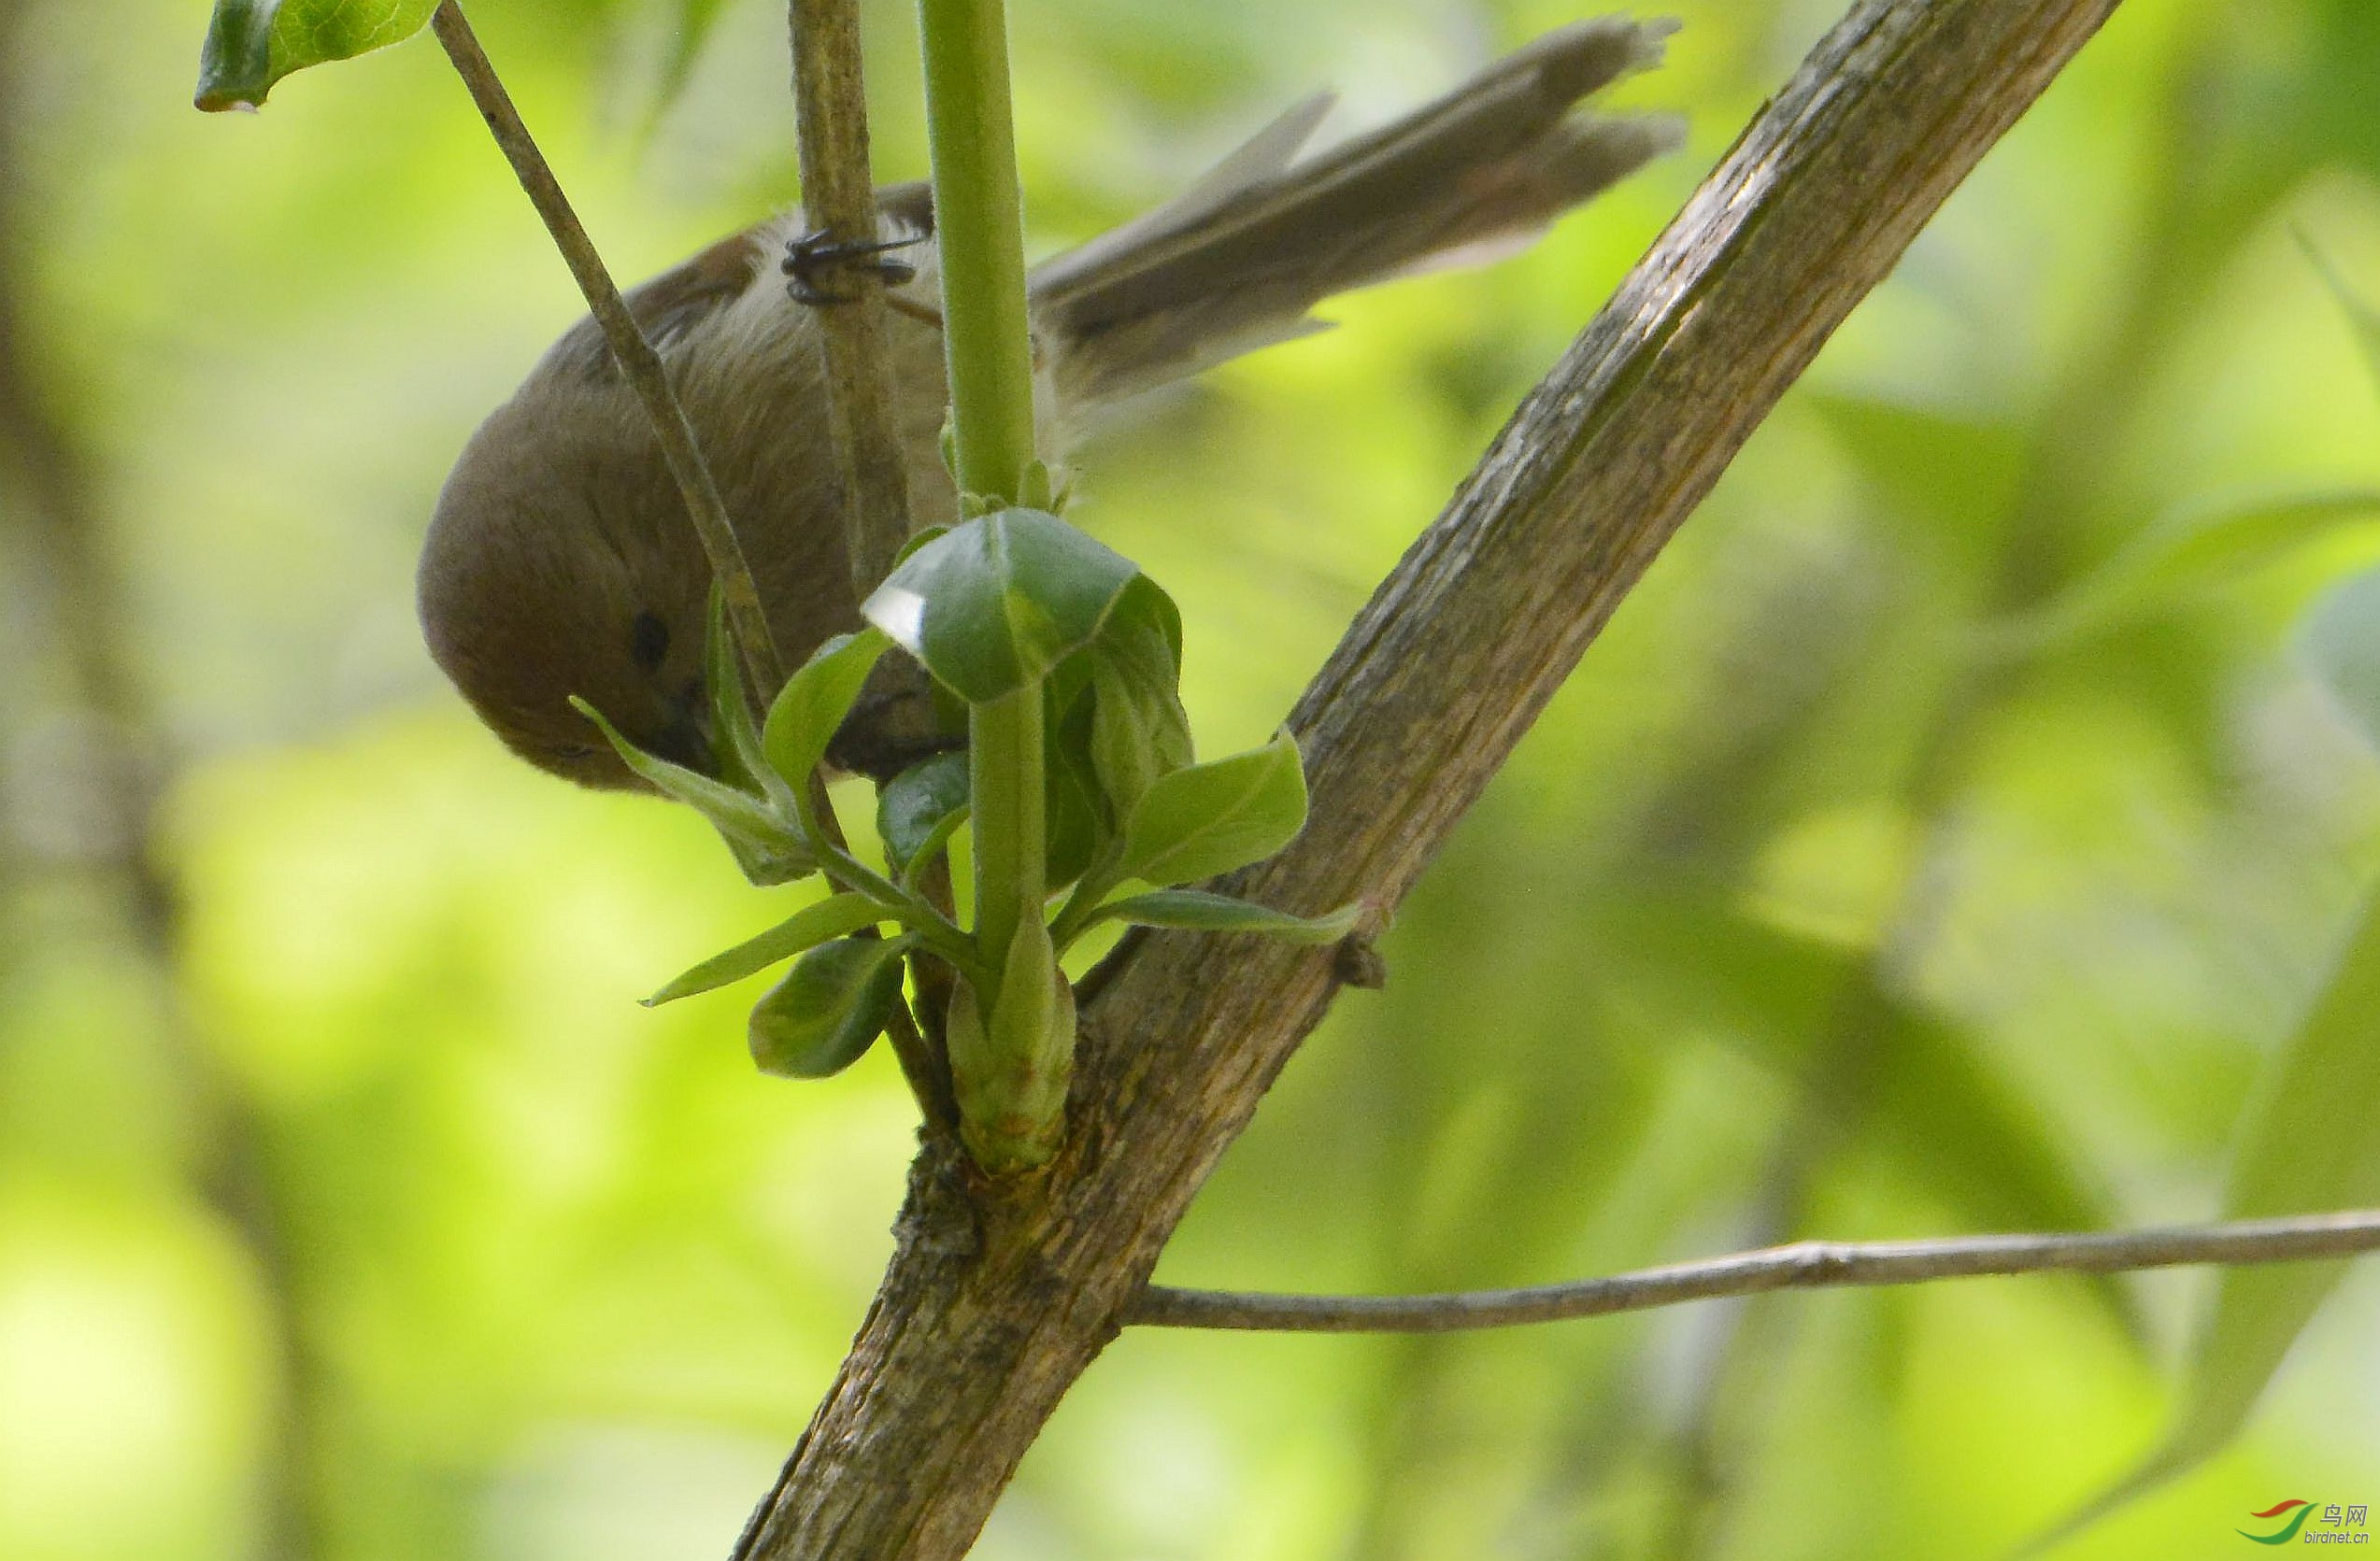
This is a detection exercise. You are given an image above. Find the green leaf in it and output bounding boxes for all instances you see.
[903,808,973,895]
[1990,489,2380,653]
[707,589,793,813]
[713,828,821,888]
[1867,1005,2137,1320]
[2175,890,2380,1450]
[747,936,913,1079]
[1088,577,1193,816]
[1040,622,1098,737]
[1117,732,1309,887]
[195,0,438,111]
[1089,888,1358,944]
[703,593,806,887]
[862,508,1140,703]
[2044,887,2380,1540]
[1804,394,2028,559]
[2102,492,2380,603]
[1112,565,1184,664]
[644,892,889,1006]
[2301,232,2380,398]
[1045,679,1104,887]
[570,697,814,879]
[987,915,1068,1066]
[1608,894,2144,1341]
[761,629,892,792]
[895,524,951,566]
[654,0,730,115]
[2301,565,2380,756]
[877,752,972,873]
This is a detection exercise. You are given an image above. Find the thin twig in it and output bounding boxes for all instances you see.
[783,0,955,1125]
[880,972,954,1130]
[783,0,956,1124]
[1128,1211,2380,1332]
[428,0,786,688]
[788,0,919,595]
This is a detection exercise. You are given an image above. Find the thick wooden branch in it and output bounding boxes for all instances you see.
[732,0,2122,1554]
[1130,1211,2380,1332]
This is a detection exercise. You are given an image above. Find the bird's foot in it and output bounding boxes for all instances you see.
[784,228,924,305]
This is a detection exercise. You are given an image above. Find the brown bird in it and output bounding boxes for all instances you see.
[418,18,1682,789]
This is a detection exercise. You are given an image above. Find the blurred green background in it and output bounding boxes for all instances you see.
[5,0,2380,1556]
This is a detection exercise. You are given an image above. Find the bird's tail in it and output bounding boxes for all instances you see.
[1027,17,1683,408]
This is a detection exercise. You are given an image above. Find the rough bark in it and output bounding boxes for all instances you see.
[733,0,2124,1554]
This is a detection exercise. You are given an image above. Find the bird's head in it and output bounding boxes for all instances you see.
[418,390,716,789]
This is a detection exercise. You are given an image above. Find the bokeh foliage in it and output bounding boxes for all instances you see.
[3,0,2379,1557]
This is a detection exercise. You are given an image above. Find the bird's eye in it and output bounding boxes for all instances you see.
[551,743,598,762]
[631,611,671,671]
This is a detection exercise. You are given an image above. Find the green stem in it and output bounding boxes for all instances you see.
[918,0,1045,977]
[899,809,973,896]
[918,0,1059,1168]
[1046,848,1123,952]
[917,0,1038,504]
[968,686,1045,1002]
[788,783,983,981]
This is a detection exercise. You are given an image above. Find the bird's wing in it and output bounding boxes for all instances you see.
[541,224,775,379]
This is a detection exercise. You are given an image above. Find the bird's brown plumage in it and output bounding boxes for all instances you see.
[418,18,1682,789]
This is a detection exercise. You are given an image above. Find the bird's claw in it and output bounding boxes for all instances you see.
[784,228,924,305]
